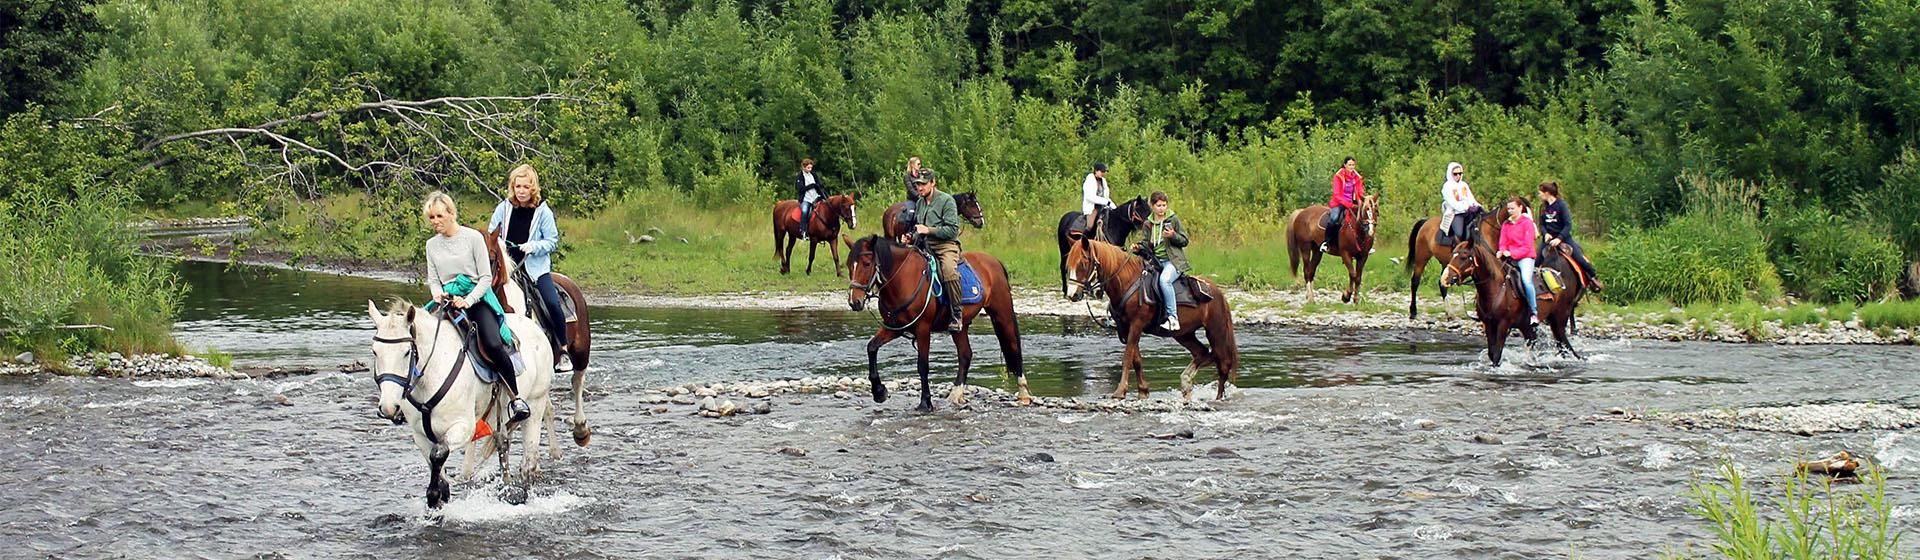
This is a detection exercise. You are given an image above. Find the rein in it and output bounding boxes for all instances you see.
[372,309,470,445]
[852,244,935,332]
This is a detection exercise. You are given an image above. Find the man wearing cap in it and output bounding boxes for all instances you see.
[910,169,966,333]
[1082,162,1112,239]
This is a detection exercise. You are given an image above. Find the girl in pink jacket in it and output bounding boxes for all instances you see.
[1497,197,1542,325]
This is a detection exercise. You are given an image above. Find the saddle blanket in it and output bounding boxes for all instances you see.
[932,260,985,306]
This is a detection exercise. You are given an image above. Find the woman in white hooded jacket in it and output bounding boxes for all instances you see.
[1439,162,1482,242]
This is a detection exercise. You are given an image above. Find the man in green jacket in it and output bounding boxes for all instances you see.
[909,169,966,333]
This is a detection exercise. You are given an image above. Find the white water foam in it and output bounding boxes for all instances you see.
[1874,433,1920,470]
[133,378,211,389]
[82,396,190,409]
[1640,443,1686,470]
[1412,524,1454,541]
[431,489,588,523]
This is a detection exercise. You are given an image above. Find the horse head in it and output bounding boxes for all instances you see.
[365,299,421,424]
[1358,194,1380,239]
[1439,239,1482,289]
[954,192,986,227]
[831,193,858,230]
[1063,235,1105,302]
[845,234,885,311]
[481,227,512,288]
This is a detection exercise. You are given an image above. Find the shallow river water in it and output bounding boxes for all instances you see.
[2,261,1917,558]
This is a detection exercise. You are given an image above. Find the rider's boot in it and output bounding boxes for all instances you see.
[947,303,965,334]
[508,353,531,422]
[1160,311,1181,331]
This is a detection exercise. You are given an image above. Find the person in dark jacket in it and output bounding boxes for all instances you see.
[909,169,966,333]
[1535,181,1603,292]
[1138,191,1190,331]
[797,158,826,240]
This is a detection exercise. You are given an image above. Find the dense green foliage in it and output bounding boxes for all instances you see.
[0,0,100,114]
[0,109,183,358]
[0,0,1914,337]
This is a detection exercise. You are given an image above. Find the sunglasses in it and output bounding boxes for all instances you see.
[1452,172,1464,176]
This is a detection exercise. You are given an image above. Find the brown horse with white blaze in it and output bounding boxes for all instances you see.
[1439,226,1586,366]
[1285,194,1379,304]
[843,234,1029,410]
[1063,237,1239,401]
[482,227,595,447]
[773,193,858,276]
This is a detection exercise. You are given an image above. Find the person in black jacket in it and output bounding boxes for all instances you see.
[1536,181,1603,292]
[797,158,826,240]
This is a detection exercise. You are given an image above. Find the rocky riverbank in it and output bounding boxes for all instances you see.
[631,375,1223,418]
[0,351,346,379]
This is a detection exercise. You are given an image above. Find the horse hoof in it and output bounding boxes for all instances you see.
[872,383,889,403]
[572,425,592,447]
[914,402,934,412]
[1016,396,1032,406]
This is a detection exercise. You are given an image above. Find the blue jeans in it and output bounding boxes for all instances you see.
[1158,259,1179,319]
[534,272,569,348]
[799,200,814,232]
[1516,258,1538,318]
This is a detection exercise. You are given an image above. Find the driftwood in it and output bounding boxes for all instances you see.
[1795,451,1861,477]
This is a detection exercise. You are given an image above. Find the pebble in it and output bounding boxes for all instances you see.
[1205,446,1241,458]
[1022,452,1055,463]
[1410,418,1438,430]
[776,447,807,457]
[13,352,32,365]
[1472,434,1504,445]
[752,402,772,415]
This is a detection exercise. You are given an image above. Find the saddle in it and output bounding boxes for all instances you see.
[923,251,985,306]
[1503,262,1567,302]
[445,310,512,385]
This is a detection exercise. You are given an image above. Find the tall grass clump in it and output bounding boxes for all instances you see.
[1596,175,1782,305]
[1675,460,1903,559]
[1767,204,1905,304]
[0,110,184,360]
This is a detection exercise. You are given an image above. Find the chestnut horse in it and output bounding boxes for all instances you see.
[844,234,1030,410]
[1055,196,1151,297]
[1284,194,1379,303]
[1405,206,1507,319]
[483,227,596,446]
[772,193,858,276]
[1438,227,1586,366]
[881,192,986,238]
[1063,237,1240,401]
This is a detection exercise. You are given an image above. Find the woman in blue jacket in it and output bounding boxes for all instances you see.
[489,164,570,358]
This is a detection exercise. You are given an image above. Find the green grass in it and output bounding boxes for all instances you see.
[199,347,234,369]
[1672,460,1902,559]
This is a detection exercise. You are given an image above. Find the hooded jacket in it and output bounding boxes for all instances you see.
[1439,162,1479,231]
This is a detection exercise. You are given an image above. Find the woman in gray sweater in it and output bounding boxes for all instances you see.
[423,191,529,421]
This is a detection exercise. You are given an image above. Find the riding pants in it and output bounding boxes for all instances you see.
[1539,238,1597,281]
[534,272,569,349]
[1158,259,1179,320]
[1516,258,1539,318]
[466,305,520,395]
[1323,206,1346,245]
[928,240,963,303]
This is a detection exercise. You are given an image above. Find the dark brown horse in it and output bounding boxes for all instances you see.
[1438,227,1586,366]
[772,193,858,276]
[483,227,596,446]
[1063,237,1240,401]
[1055,196,1151,297]
[1285,194,1379,303]
[881,192,985,238]
[1405,205,1508,319]
[843,234,1029,410]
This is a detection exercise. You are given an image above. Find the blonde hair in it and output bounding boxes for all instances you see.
[422,190,457,221]
[506,164,543,208]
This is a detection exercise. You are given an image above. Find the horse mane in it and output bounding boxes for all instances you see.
[865,234,897,273]
[385,298,414,318]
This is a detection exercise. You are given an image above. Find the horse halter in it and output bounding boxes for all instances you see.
[1441,245,1480,287]
[371,335,422,393]
[1067,240,1105,297]
[847,252,886,303]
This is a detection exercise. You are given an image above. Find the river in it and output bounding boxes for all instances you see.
[2,260,1915,558]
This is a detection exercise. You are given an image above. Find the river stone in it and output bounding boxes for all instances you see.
[670,394,696,405]
[717,400,738,416]
[13,352,32,365]
[694,387,718,398]
[747,388,771,399]
[697,396,719,412]
[776,447,807,457]
[752,402,772,415]
[1472,433,1503,445]
[108,352,124,362]
[1410,418,1438,430]
[1205,447,1241,459]
[1021,452,1054,464]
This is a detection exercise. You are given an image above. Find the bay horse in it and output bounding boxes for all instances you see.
[772,193,858,276]
[882,192,986,238]
[1055,196,1151,297]
[482,227,596,447]
[1063,237,1240,401]
[1405,205,1508,319]
[1438,227,1586,366]
[366,300,557,509]
[843,234,1030,410]
[1284,194,1379,303]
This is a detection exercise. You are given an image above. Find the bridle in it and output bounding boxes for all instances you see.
[848,242,933,332]
[1441,243,1481,288]
[1065,239,1106,298]
[371,310,468,445]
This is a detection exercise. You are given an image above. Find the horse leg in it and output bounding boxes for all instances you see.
[569,362,590,447]
[1303,251,1318,303]
[1131,328,1151,400]
[1409,261,1423,319]
[1487,322,1510,367]
[1551,315,1583,360]
[1341,254,1357,304]
[830,236,844,278]
[950,323,973,407]
[522,396,546,480]
[780,235,796,274]
[805,239,818,275]
[1173,332,1211,401]
[1112,327,1143,400]
[427,445,451,509]
[914,329,935,412]
[987,300,1030,405]
[865,328,899,403]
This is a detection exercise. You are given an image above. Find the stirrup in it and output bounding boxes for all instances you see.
[509,398,531,422]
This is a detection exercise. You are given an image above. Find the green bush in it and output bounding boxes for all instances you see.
[1597,214,1781,305]
[0,111,184,359]
[1768,205,1906,303]
[1676,460,1902,560]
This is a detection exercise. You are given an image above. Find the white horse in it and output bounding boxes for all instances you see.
[366,299,557,509]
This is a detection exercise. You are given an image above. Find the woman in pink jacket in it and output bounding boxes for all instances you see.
[1497,196,1542,325]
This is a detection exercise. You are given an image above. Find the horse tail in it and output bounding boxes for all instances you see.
[1407,217,1429,273]
[1208,293,1240,385]
[1284,209,1304,279]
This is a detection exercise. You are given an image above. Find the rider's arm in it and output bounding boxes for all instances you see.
[1167,216,1189,248]
[521,205,559,256]
[1442,183,1469,215]
[425,240,446,301]
[1083,175,1110,207]
[930,198,962,240]
[488,201,508,232]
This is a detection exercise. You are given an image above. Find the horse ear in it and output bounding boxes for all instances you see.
[367,300,381,322]
[406,305,416,323]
